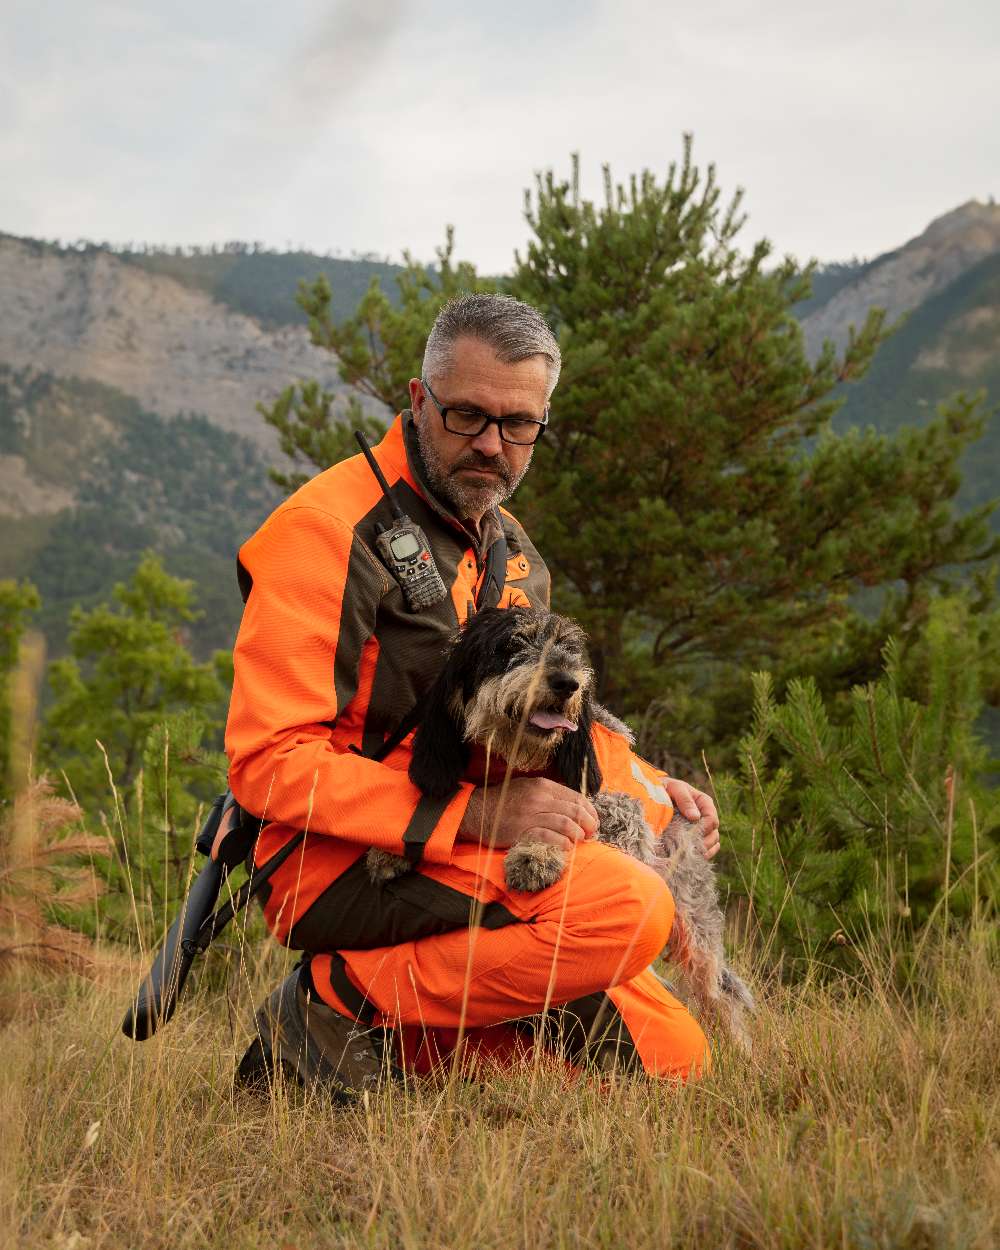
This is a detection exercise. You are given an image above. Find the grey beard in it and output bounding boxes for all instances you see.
[416,422,532,521]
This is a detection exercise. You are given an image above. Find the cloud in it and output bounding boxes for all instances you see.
[268,0,410,128]
[2,0,997,269]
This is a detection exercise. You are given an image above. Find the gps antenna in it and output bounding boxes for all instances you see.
[355,430,405,521]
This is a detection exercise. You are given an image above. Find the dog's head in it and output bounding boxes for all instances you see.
[409,607,603,798]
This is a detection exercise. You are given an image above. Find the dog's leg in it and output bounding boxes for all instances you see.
[585,798,754,1046]
[655,815,755,1051]
[503,790,652,893]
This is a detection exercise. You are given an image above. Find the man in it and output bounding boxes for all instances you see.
[225,293,721,1093]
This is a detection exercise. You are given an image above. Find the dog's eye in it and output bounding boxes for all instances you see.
[504,649,539,672]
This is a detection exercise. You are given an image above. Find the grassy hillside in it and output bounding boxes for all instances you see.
[830,252,1000,521]
[117,245,403,328]
[1,926,995,1249]
[0,366,279,658]
[0,234,404,330]
[793,252,999,528]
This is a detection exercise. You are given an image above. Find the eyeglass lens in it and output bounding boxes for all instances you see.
[443,412,543,444]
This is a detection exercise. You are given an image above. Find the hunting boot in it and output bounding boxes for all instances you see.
[236,962,400,1101]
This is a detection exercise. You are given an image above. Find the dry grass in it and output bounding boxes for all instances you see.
[1,921,997,1250]
[0,780,126,1021]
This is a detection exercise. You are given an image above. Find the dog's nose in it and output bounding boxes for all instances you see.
[548,672,580,697]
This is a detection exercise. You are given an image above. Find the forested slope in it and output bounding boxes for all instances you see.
[1,200,997,666]
[118,244,402,328]
[0,365,278,657]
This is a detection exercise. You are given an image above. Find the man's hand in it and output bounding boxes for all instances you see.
[664,778,721,859]
[458,778,599,852]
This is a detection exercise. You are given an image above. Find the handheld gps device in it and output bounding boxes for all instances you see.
[355,431,448,611]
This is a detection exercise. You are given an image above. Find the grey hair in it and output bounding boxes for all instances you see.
[421,293,561,397]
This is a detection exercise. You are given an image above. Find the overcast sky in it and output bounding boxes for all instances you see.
[3,0,998,272]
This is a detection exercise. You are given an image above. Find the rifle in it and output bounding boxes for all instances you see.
[120,709,415,1041]
[121,793,303,1040]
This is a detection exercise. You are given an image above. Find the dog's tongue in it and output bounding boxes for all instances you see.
[529,711,578,732]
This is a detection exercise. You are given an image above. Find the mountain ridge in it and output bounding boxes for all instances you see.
[800,200,1000,357]
[1,202,997,662]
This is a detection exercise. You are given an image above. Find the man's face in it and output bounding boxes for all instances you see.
[409,336,550,524]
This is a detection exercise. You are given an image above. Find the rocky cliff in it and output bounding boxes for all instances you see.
[800,200,1000,357]
[0,235,349,453]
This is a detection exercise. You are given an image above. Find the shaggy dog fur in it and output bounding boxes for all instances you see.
[366,607,755,1049]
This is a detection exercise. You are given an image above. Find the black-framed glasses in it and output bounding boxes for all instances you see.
[421,378,548,446]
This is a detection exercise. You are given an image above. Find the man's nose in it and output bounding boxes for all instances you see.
[469,421,504,457]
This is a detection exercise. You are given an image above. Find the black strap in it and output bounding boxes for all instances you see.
[364,702,424,763]
[365,525,508,860]
[195,817,311,949]
[324,953,376,1026]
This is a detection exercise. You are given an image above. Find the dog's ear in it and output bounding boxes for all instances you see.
[408,662,470,799]
[552,697,603,797]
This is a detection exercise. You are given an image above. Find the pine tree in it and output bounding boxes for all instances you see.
[715,594,1000,970]
[508,148,997,746]
[40,555,229,939]
[41,553,227,809]
[257,141,998,769]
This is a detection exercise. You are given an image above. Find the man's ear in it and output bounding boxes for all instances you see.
[408,377,424,419]
[552,698,603,797]
[408,679,469,799]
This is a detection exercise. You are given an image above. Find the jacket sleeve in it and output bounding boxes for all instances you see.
[225,504,471,865]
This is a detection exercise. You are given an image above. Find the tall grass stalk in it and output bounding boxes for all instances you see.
[1,921,996,1249]
[4,735,996,1248]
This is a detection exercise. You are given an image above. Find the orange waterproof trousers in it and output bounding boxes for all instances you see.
[304,838,709,1080]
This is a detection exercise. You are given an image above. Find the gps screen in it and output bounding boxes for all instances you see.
[390,532,421,560]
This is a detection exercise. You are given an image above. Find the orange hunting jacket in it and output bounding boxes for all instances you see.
[225,413,674,941]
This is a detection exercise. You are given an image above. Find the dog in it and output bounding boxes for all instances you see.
[366,607,754,1049]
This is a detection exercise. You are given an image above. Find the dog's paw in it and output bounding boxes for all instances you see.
[365,848,411,885]
[697,967,755,1054]
[503,842,566,893]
